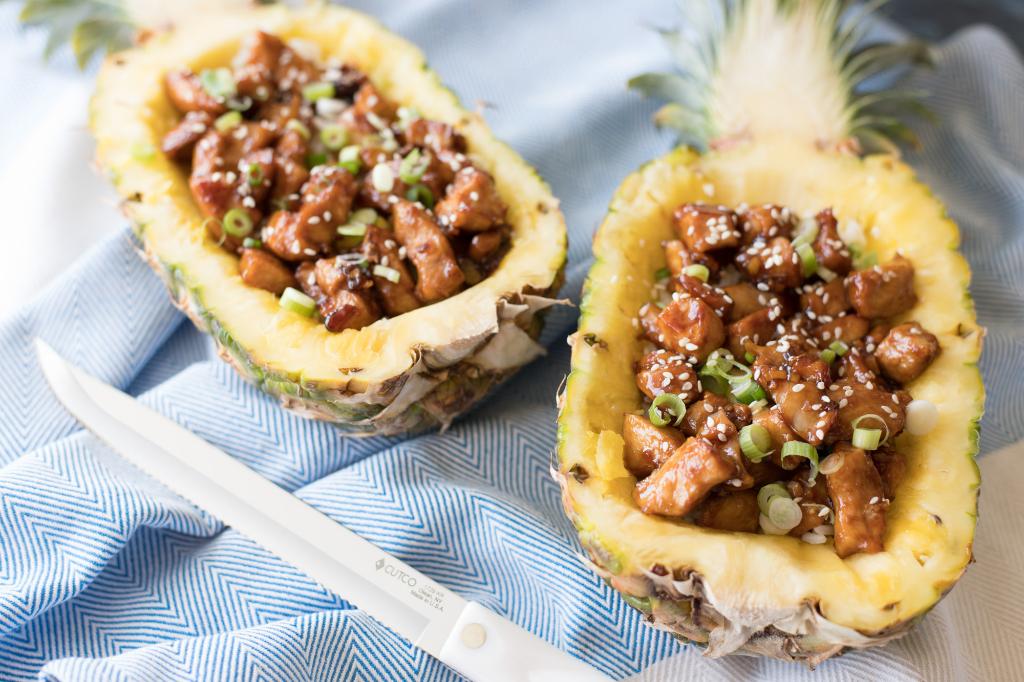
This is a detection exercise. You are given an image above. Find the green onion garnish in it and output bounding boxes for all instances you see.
[792,217,819,248]
[371,164,395,192]
[306,152,328,168]
[319,124,349,151]
[739,424,772,463]
[337,223,368,237]
[817,265,837,282]
[757,483,790,515]
[852,427,882,450]
[131,142,155,161]
[744,352,756,364]
[748,398,769,413]
[731,378,767,404]
[222,208,253,237]
[242,237,262,249]
[796,242,818,277]
[819,348,836,364]
[337,145,362,175]
[653,267,670,281]
[279,287,316,317]
[405,183,435,208]
[828,340,849,356]
[372,264,402,283]
[301,81,335,102]
[781,441,819,481]
[768,496,803,531]
[199,68,236,100]
[214,110,242,133]
[285,119,311,140]
[398,148,429,184]
[350,208,379,225]
[246,163,264,187]
[851,414,890,445]
[648,393,686,427]
[682,264,710,282]
[850,243,878,269]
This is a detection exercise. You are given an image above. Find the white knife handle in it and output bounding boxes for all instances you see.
[437,601,609,682]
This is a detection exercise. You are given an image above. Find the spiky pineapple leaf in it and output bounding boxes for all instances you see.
[13,0,132,67]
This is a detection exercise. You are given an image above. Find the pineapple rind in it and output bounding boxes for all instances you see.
[557,143,983,663]
[91,4,567,435]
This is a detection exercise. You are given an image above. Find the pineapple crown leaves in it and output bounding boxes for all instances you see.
[630,0,934,154]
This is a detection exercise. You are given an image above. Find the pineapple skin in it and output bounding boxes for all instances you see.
[556,146,983,664]
[90,4,567,435]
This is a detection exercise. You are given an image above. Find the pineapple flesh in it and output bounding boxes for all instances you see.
[558,0,982,664]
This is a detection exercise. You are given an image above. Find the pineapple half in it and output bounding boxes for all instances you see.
[86,3,567,434]
[557,0,984,665]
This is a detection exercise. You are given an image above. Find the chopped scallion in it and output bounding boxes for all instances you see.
[214,110,242,133]
[852,427,882,450]
[739,424,772,463]
[682,264,710,282]
[246,163,264,187]
[306,152,328,168]
[372,264,402,283]
[242,237,262,249]
[199,68,236,100]
[828,340,849,356]
[285,119,311,140]
[301,81,335,102]
[222,208,253,237]
[648,393,686,427]
[319,124,349,150]
[796,242,818,277]
[279,287,316,317]
[781,441,819,481]
[768,496,803,531]
[337,223,368,237]
[372,164,395,192]
[731,378,766,404]
[398,148,428,184]
[653,267,671,281]
[757,483,790,515]
[819,348,836,364]
[405,183,435,208]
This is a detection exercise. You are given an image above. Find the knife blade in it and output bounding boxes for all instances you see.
[35,339,607,682]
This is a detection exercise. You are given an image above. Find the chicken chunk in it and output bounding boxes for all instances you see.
[723,282,767,321]
[633,437,736,517]
[737,204,795,245]
[392,200,465,302]
[361,225,421,316]
[812,208,853,276]
[799,277,850,322]
[672,203,741,253]
[403,118,466,154]
[825,443,887,557]
[295,165,357,242]
[271,128,310,208]
[827,373,909,443]
[622,414,685,479]
[697,491,760,532]
[785,467,831,536]
[845,255,917,319]
[682,393,752,436]
[813,314,870,346]
[435,167,507,233]
[753,349,837,445]
[871,446,907,500]
[468,231,504,262]
[874,322,940,384]
[637,302,662,344]
[655,297,725,363]
[696,409,753,489]
[347,82,397,132]
[165,70,227,115]
[238,248,296,295]
[664,240,720,280]
[674,275,733,320]
[161,111,213,161]
[726,309,777,359]
[635,349,699,402]
[736,237,803,291]
[297,258,381,332]
[233,31,284,99]
[752,406,800,470]
[273,42,321,92]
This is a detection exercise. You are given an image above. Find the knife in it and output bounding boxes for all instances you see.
[35,339,608,682]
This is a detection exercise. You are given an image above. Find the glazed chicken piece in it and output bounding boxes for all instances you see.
[165,70,227,114]
[751,406,801,471]
[637,302,663,345]
[635,349,700,402]
[752,348,837,445]
[326,63,368,101]
[736,237,804,291]
[799,277,850,323]
[256,91,304,134]
[435,167,507,233]
[361,225,421,316]
[346,82,397,132]
[161,111,213,161]
[825,443,888,557]
[233,31,284,98]
[468,231,504,262]
[845,255,917,319]
[737,204,795,245]
[726,309,777,358]
[874,322,940,384]
[272,41,322,92]
[871,446,907,500]
[238,248,296,295]
[723,282,768,321]
[827,369,909,444]
[812,208,853,276]
[271,128,310,208]
[403,118,467,154]
[664,240,720,280]
[697,491,760,532]
[392,200,465,302]
[785,467,831,536]
[681,393,752,436]
[695,409,753,489]
[297,258,381,332]
[263,166,357,261]
[672,203,741,253]
[655,297,725,363]
[622,414,684,479]
[812,314,870,347]
[633,437,736,517]
[674,275,733,319]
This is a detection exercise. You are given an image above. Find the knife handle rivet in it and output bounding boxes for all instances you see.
[460,622,487,650]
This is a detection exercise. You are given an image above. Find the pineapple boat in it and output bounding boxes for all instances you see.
[89,4,566,434]
[557,0,983,665]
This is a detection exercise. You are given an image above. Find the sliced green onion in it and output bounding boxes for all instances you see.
[306,152,328,168]
[699,373,729,396]
[731,378,766,404]
[222,208,253,237]
[796,242,818,277]
[301,81,335,102]
[242,237,262,249]
[319,124,349,150]
[744,352,756,364]
[653,267,671,281]
[131,142,155,161]
[350,208,379,225]
[757,483,790,515]
[246,163,264,187]
[781,441,819,480]
[649,393,686,427]
[398,148,428,184]
[682,264,710,282]
[739,424,772,463]
[852,427,882,450]
[337,223,368,237]
[372,264,402,283]
[405,183,435,208]
[850,244,878,269]
[214,110,242,133]
[371,164,395,193]
[759,513,789,535]
[279,287,316,317]
[285,119,311,140]
[817,265,837,282]
[819,348,836,364]
[337,145,362,174]
[199,68,236,100]
[748,398,769,413]
[792,217,819,248]
[768,496,803,531]
[852,414,890,444]
[828,340,849,356]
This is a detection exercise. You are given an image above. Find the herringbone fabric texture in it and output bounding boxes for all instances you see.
[0,1,1021,681]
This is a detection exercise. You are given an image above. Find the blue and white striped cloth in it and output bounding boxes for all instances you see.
[1,1,1022,680]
